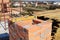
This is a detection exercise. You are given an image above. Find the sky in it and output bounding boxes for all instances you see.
[22,0,60,2]
[21,0,58,1]
[12,0,60,2]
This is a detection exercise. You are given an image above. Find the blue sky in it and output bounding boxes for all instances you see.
[13,0,60,2]
[22,0,60,2]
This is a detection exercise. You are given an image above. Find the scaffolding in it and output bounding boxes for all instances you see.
[0,0,35,31]
[0,0,39,32]
[0,0,23,30]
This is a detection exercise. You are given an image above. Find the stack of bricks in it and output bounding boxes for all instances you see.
[8,19,52,40]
